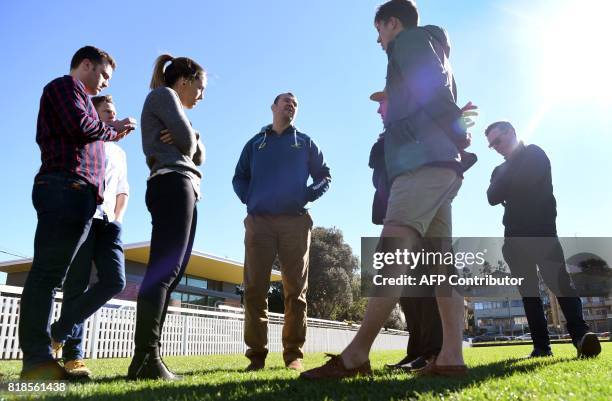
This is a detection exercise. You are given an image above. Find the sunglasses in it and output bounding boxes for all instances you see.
[488,130,509,148]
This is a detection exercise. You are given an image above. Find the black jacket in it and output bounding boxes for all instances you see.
[369,135,388,225]
[487,143,557,236]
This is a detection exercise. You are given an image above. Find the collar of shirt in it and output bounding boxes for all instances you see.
[64,74,86,94]
[386,26,417,56]
[269,125,296,136]
[505,141,526,161]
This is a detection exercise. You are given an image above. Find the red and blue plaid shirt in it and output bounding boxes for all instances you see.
[36,75,119,203]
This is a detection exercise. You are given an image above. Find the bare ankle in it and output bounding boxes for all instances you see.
[435,352,464,366]
[340,349,368,369]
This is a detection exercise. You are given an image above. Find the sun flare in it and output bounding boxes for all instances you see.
[538,0,612,104]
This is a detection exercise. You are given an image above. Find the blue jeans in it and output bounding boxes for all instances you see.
[51,217,126,361]
[19,172,96,369]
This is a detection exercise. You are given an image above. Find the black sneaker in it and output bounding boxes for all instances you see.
[577,332,601,358]
[399,355,430,371]
[20,360,69,380]
[384,355,415,370]
[525,348,553,359]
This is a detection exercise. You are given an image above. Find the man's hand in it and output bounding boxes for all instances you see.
[460,101,478,129]
[160,129,174,144]
[455,101,477,149]
[456,131,472,150]
[109,117,137,140]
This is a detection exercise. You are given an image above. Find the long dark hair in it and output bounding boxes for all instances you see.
[149,54,205,90]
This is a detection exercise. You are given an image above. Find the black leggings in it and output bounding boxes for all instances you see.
[134,172,197,352]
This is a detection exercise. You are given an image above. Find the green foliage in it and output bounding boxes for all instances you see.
[336,274,368,324]
[306,226,360,321]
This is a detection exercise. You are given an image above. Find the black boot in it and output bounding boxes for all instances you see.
[127,348,180,381]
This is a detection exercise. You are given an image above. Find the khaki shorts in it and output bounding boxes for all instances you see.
[384,166,462,238]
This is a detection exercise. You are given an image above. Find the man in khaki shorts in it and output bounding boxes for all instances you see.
[302,0,472,379]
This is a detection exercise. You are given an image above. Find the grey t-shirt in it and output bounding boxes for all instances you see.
[141,87,204,198]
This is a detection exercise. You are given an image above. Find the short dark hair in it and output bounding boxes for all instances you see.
[273,92,296,105]
[91,95,114,110]
[485,121,515,136]
[70,46,116,71]
[374,0,419,29]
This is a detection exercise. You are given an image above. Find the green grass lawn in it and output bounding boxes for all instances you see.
[1,343,610,401]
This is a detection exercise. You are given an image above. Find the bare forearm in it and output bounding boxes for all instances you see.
[114,193,129,223]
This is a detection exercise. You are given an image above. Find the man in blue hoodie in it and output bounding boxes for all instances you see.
[233,92,331,372]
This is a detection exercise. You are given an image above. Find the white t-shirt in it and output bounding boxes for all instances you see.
[94,142,129,222]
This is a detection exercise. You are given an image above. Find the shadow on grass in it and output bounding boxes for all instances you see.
[32,357,572,401]
[89,366,289,384]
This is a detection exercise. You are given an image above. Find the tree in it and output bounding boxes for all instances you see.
[482,260,492,275]
[337,274,368,324]
[496,260,508,273]
[579,258,612,275]
[307,227,360,320]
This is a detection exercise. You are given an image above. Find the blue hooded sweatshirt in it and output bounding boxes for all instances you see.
[232,125,331,215]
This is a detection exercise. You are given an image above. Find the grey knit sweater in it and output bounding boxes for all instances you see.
[141,87,204,181]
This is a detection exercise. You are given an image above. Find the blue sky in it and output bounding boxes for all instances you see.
[1,0,610,283]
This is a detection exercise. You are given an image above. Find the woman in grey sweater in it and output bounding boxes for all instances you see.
[128,54,206,380]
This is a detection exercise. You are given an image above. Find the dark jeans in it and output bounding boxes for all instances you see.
[399,295,443,360]
[19,172,97,369]
[51,217,126,361]
[502,237,589,350]
[134,172,197,353]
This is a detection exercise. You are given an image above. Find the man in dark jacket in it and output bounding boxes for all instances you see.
[369,90,443,371]
[486,120,600,359]
[233,92,331,372]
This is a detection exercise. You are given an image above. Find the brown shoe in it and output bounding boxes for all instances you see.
[300,353,372,380]
[414,358,468,377]
[286,359,303,371]
[245,358,265,372]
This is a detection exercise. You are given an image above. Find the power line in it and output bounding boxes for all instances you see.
[0,249,30,260]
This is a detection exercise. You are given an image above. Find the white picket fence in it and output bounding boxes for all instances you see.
[0,285,408,360]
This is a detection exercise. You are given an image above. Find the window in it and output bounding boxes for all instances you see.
[208,280,224,292]
[187,277,207,289]
[514,316,528,324]
[187,294,207,304]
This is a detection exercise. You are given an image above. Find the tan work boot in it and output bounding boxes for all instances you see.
[64,360,92,377]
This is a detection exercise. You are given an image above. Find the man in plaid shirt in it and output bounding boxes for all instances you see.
[18,46,136,380]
